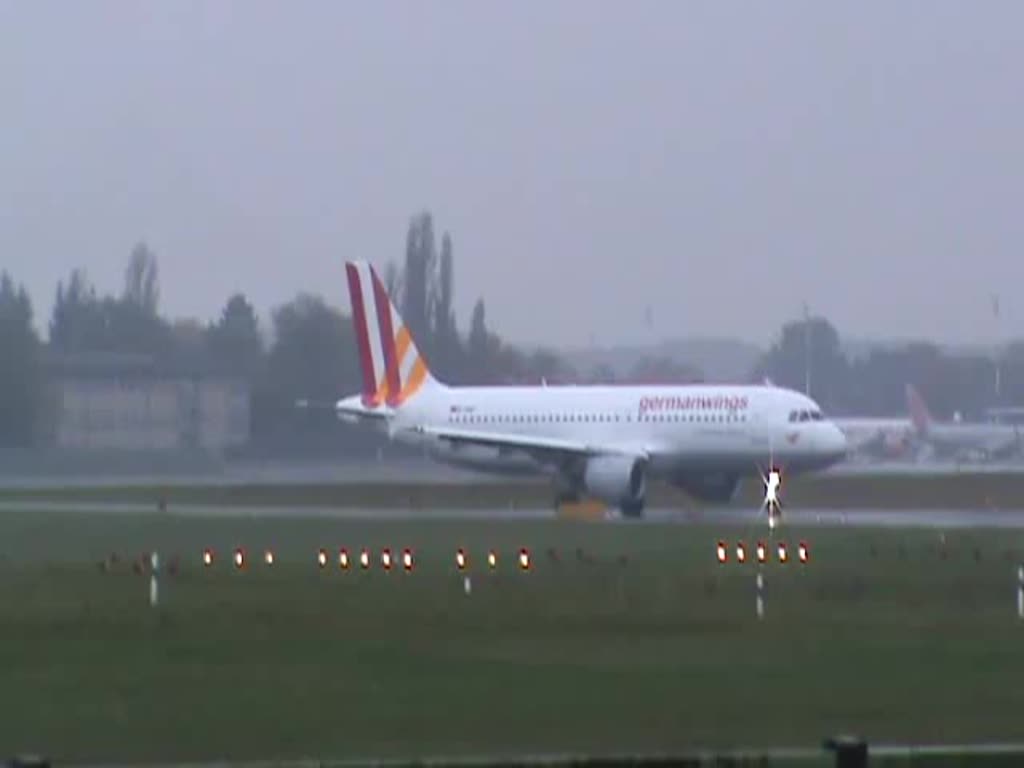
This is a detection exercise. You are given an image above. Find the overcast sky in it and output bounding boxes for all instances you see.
[2,1,1022,349]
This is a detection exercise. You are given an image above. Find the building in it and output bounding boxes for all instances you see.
[43,352,250,455]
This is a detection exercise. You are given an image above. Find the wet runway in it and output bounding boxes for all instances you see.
[1,456,1022,490]
[2,500,1024,528]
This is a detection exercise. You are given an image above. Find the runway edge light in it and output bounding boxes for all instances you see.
[518,548,531,571]
[736,542,747,564]
[317,548,328,568]
[777,542,788,564]
[456,548,468,571]
[716,541,728,564]
[402,548,414,572]
[798,541,809,564]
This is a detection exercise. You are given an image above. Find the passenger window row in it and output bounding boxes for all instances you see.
[449,412,747,424]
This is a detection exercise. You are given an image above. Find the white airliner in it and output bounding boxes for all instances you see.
[906,384,1021,461]
[332,261,848,519]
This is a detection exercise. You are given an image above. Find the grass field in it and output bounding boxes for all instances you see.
[2,509,1024,764]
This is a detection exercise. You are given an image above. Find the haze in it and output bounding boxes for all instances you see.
[2,0,1022,349]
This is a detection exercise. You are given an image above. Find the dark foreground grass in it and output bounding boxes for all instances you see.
[1,510,1024,763]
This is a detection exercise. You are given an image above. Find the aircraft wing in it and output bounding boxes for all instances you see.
[410,425,648,464]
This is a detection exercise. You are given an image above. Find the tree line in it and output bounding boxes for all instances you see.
[1,213,1023,454]
[756,316,1024,419]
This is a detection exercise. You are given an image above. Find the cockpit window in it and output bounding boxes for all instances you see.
[811,410,823,421]
[788,411,797,422]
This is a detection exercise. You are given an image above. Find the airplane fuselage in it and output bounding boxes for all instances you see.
[345,384,847,479]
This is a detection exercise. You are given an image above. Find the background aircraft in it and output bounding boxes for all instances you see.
[832,416,915,461]
[906,384,1022,462]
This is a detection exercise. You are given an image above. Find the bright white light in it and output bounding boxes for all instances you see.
[360,550,370,569]
[381,549,393,570]
[456,549,467,570]
[202,549,213,567]
[518,548,530,570]
[402,549,413,570]
[339,549,349,569]
[798,542,809,563]
[234,549,244,568]
[264,550,274,566]
[756,542,767,563]
[777,542,788,563]
[716,542,727,563]
[487,550,497,569]
[317,549,328,568]
[765,469,781,502]
[736,543,746,563]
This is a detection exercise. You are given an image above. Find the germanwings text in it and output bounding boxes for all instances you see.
[639,394,749,415]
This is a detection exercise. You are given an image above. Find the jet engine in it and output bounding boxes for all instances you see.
[583,455,647,517]
[671,471,741,504]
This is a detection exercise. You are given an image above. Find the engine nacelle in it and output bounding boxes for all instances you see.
[671,471,741,504]
[583,455,647,508]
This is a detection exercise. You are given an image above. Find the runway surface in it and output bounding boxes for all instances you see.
[1,456,1023,489]
[3,500,1024,528]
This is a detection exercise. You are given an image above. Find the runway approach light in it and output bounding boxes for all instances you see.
[402,548,414,571]
[716,541,728,564]
[339,549,350,569]
[736,543,747,563]
[233,548,245,569]
[518,548,531,571]
[798,541,809,563]
[360,549,370,570]
[381,548,393,571]
[487,550,498,569]
[264,550,275,566]
[756,541,767,564]
[777,542,788,564]
[202,549,213,567]
[317,549,328,568]
[456,549,468,571]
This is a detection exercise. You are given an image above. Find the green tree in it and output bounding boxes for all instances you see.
[123,241,160,314]
[431,232,462,380]
[468,298,489,369]
[754,316,848,411]
[251,294,359,451]
[402,212,436,357]
[49,268,107,352]
[206,293,265,380]
[0,273,42,447]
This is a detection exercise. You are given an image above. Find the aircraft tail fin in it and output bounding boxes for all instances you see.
[345,261,441,407]
[905,383,932,434]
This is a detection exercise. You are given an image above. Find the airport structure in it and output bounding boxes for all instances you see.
[40,351,250,455]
